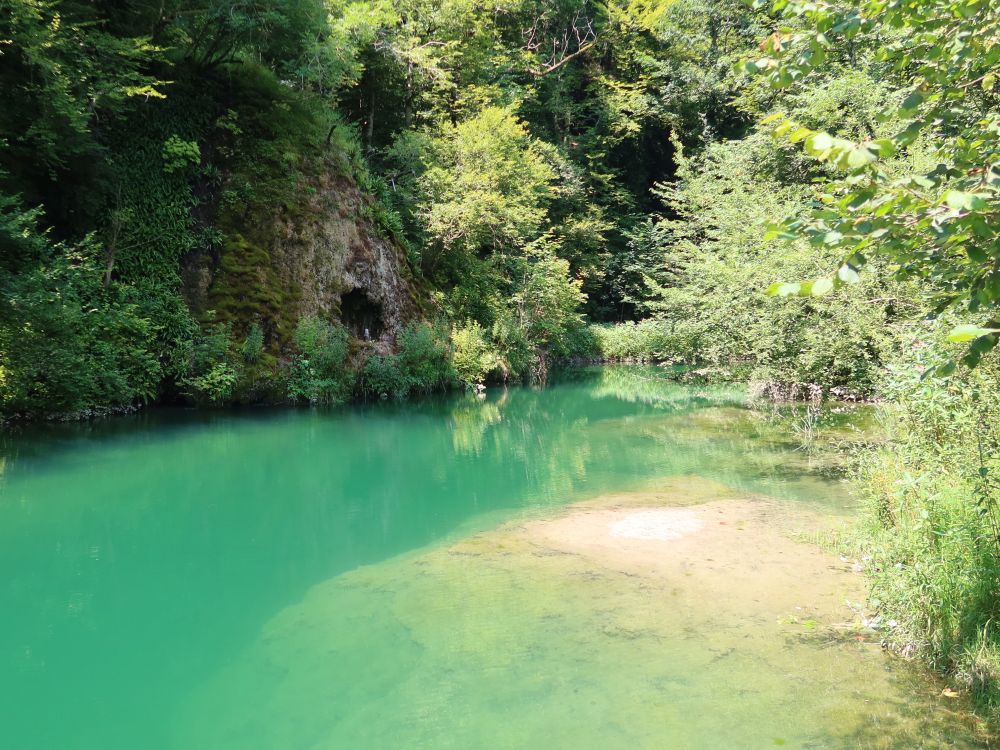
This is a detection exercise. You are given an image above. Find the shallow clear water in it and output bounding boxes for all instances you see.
[0,367,986,748]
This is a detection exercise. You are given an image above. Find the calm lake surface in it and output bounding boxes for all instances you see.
[0,367,987,748]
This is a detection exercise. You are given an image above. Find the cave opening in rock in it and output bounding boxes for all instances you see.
[340,288,384,340]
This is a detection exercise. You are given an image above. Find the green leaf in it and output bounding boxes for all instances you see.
[804,132,834,156]
[893,119,925,147]
[811,277,834,296]
[837,265,861,284]
[899,90,924,112]
[845,146,877,169]
[943,191,988,211]
[971,335,998,354]
[870,139,896,157]
[946,324,1000,343]
[935,361,957,377]
[967,246,988,263]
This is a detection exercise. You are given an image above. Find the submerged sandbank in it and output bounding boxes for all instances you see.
[174,476,987,749]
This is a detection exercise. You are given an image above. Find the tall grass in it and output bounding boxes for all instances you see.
[854,355,1000,709]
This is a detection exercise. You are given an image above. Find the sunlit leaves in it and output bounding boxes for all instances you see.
[838,264,861,284]
[747,0,1000,365]
[947,325,1000,343]
[943,191,988,212]
[811,277,834,296]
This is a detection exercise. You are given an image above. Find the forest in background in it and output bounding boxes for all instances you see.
[2,0,999,721]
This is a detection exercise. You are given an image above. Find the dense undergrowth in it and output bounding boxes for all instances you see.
[853,356,1000,712]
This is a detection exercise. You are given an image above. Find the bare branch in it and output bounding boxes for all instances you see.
[523,6,597,77]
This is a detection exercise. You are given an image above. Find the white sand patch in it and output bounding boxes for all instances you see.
[608,509,703,541]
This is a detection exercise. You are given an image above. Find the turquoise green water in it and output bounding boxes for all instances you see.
[0,367,986,748]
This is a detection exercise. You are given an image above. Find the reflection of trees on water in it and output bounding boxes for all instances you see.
[584,366,747,409]
[449,393,505,455]
[449,367,871,510]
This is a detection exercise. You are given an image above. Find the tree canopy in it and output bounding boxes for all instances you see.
[1,0,997,415]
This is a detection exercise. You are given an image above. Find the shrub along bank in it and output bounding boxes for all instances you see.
[853,354,1000,712]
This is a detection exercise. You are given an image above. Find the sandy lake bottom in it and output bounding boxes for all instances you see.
[174,476,987,750]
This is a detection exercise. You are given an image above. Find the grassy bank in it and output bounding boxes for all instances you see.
[851,358,1000,712]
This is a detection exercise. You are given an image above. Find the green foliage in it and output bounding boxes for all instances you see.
[0,0,772,414]
[359,172,416,264]
[0,217,160,415]
[510,248,587,357]
[183,361,239,404]
[749,0,1000,365]
[161,136,201,174]
[240,322,265,364]
[359,321,454,399]
[490,312,534,382]
[855,351,1000,707]
[359,353,408,401]
[0,0,165,219]
[287,316,352,404]
[388,107,558,272]
[208,64,327,213]
[451,321,501,386]
[179,321,237,404]
[588,321,673,362]
[103,86,211,285]
[120,277,199,384]
[396,320,455,394]
[634,126,908,391]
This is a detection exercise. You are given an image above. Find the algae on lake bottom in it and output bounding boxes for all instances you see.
[174,476,986,750]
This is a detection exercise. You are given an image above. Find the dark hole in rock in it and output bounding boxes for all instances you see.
[340,288,384,340]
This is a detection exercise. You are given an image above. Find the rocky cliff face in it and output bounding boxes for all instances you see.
[183,166,421,352]
[270,171,419,349]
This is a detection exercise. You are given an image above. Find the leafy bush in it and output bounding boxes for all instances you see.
[451,321,500,386]
[396,320,454,394]
[120,278,199,385]
[750,0,1000,365]
[0,217,160,416]
[359,354,408,400]
[491,312,533,382]
[184,361,238,404]
[180,322,237,404]
[388,107,557,266]
[287,316,352,404]
[512,250,587,358]
[855,350,1000,707]
[588,321,673,362]
[240,322,265,364]
[161,135,201,174]
[560,324,601,360]
[359,321,454,399]
[639,127,909,393]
